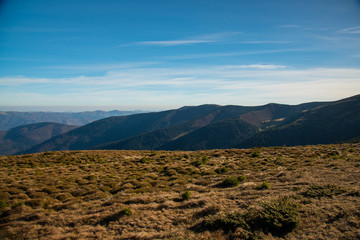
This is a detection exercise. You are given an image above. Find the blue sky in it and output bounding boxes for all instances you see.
[0,0,360,111]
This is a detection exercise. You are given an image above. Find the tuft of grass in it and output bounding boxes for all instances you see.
[196,197,300,237]
[237,175,246,182]
[303,184,346,198]
[245,197,300,237]
[0,199,8,211]
[99,207,132,225]
[220,176,240,188]
[202,212,249,233]
[258,181,270,190]
[119,207,132,216]
[140,157,150,163]
[181,191,191,201]
[215,167,228,174]
[251,152,261,158]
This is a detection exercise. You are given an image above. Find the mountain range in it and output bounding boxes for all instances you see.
[0,110,143,131]
[2,95,359,155]
[0,122,78,155]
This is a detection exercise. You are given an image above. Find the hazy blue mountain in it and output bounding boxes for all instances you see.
[0,110,143,130]
[24,105,222,153]
[24,100,329,154]
[15,95,360,154]
[0,122,78,155]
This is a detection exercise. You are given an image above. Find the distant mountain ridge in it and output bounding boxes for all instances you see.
[95,102,327,151]
[0,122,78,155]
[24,99,329,154]
[0,110,143,130]
[5,94,359,155]
[239,94,360,148]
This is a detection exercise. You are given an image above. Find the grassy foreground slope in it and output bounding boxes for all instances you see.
[1,144,359,239]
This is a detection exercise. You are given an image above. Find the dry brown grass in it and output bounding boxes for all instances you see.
[0,144,359,239]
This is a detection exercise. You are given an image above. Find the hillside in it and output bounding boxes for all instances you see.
[240,94,360,148]
[28,101,327,154]
[0,122,78,155]
[1,144,359,239]
[12,95,360,154]
[0,110,141,131]
[159,118,259,150]
[24,105,223,153]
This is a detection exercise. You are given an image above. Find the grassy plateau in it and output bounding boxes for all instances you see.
[0,144,359,239]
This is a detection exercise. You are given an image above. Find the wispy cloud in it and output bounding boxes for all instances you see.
[194,32,243,40]
[234,40,290,44]
[1,66,359,107]
[220,64,288,70]
[164,48,304,60]
[337,26,360,34]
[132,40,216,46]
[0,76,50,85]
[41,62,159,72]
[116,31,242,47]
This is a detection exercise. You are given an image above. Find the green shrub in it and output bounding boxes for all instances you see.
[258,181,270,190]
[202,156,209,163]
[237,175,246,182]
[191,156,209,167]
[119,207,132,216]
[140,157,150,163]
[191,160,203,167]
[251,152,261,158]
[304,184,346,198]
[181,191,191,201]
[0,199,8,210]
[245,197,300,236]
[203,212,249,232]
[215,167,228,174]
[12,201,24,208]
[220,176,240,188]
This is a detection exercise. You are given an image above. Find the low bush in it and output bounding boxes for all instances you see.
[140,157,150,163]
[0,199,8,211]
[237,175,246,182]
[220,176,240,188]
[258,181,270,190]
[245,197,300,236]
[203,212,249,232]
[181,191,191,201]
[215,167,228,174]
[119,207,132,216]
[191,156,209,167]
[251,152,261,158]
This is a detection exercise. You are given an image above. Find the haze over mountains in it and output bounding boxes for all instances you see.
[0,110,143,131]
[1,95,359,155]
[0,122,78,155]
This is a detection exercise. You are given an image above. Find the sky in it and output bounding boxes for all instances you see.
[0,0,360,111]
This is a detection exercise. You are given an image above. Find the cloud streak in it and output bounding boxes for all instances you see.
[1,65,359,108]
[116,31,243,47]
[338,26,360,34]
[133,40,216,46]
